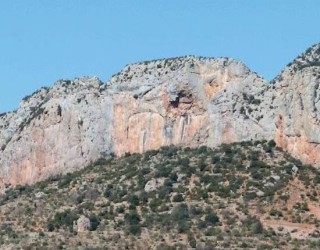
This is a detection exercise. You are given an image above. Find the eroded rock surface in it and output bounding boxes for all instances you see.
[73,215,91,233]
[273,44,320,166]
[0,44,320,187]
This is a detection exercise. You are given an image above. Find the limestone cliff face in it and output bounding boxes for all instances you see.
[1,44,320,187]
[107,57,209,155]
[274,44,320,166]
[0,78,113,187]
[106,57,271,156]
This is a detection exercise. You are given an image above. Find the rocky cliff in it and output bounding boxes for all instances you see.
[274,44,320,166]
[0,44,320,187]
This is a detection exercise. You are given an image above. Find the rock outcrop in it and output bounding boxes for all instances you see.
[273,44,320,166]
[0,77,113,187]
[73,215,91,233]
[0,44,320,187]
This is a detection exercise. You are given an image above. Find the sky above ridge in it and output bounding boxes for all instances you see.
[0,0,320,112]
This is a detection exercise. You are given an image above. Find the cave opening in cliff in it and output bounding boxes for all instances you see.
[170,91,189,108]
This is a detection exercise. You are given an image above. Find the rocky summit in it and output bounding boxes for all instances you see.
[0,44,320,187]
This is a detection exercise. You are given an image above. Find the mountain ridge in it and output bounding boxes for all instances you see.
[3,43,320,116]
[0,43,319,187]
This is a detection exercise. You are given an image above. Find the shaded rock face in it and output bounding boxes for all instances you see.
[0,44,320,187]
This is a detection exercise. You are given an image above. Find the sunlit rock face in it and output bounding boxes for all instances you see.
[273,44,320,166]
[0,44,320,187]
[0,77,113,187]
[108,56,273,156]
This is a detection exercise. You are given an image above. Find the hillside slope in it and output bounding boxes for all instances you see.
[0,141,320,249]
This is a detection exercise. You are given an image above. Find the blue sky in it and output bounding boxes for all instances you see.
[0,1,320,112]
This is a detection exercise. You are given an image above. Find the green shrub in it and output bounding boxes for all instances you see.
[124,210,141,235]
[89,214,100,231]
[124,210,141,225]
[205,212,219,225]
[127,224,141,235]
[171,203,189,222]
[48,209,79,231]
[172,194,184,202]
[129,195,140,206]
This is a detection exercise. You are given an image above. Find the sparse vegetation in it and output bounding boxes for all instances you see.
[0,140,319,249]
